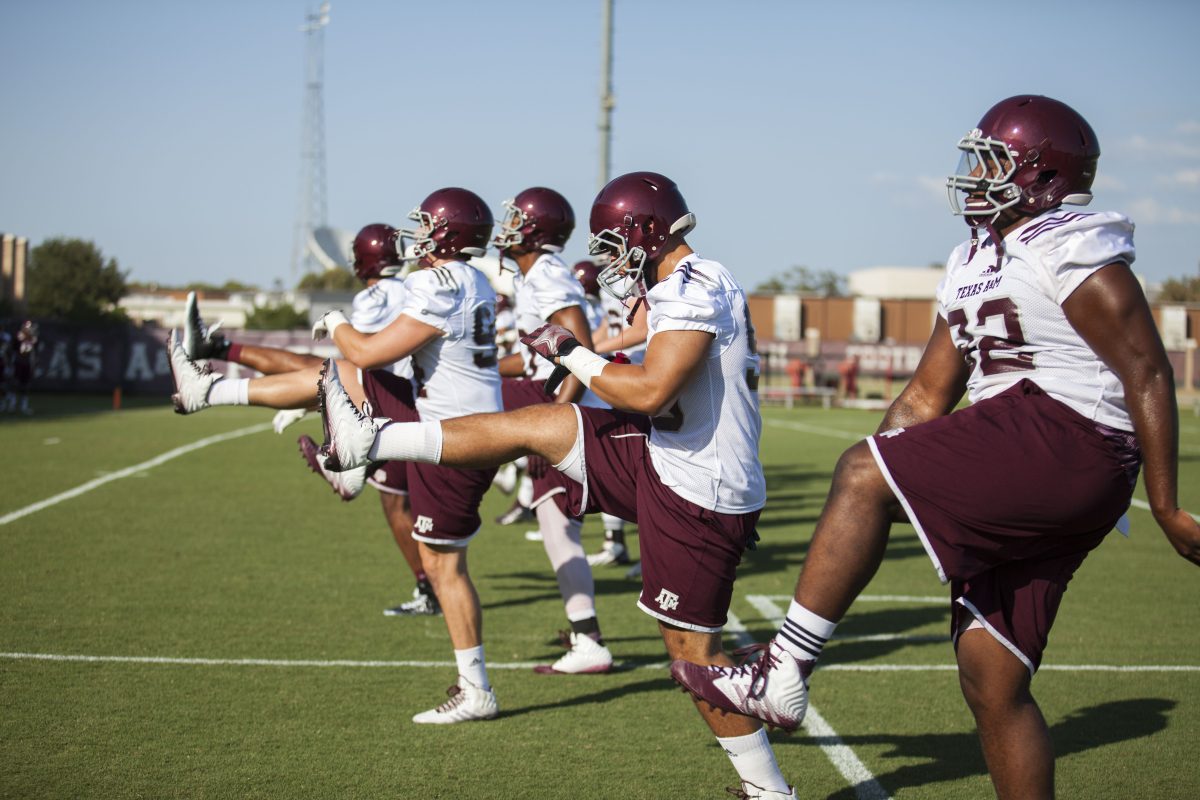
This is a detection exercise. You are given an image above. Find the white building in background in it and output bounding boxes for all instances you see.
[848,266,944,299]
[118,288,355,329]
[118,255,515,331]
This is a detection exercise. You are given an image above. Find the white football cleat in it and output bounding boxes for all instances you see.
[728,781,797,799]
[533,632,613,675]
[670,642,810,733]
[492,462,518,494]
[273,408,308,434]
[167,330,220,415]
[412,676,498,724]
[587,540,630,566]
[182,292,229,360]
[316,359,380,472]
[298,434,365,501]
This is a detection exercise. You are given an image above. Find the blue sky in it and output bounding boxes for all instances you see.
[2,0,1198,292]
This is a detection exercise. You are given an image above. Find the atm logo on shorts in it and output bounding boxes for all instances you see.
[655,588,680,611]
[414,515,435,534]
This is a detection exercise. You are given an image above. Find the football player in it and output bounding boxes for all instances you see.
[170,188,506,723]
[317,172,793,798]
[182,224,439,617]
[0,326,12,412]
[491,187,612,675]
[12,320,38,415]
[574,258,643,572]
[670,96,1200,800]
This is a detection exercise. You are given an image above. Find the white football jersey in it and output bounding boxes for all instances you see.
[644,255,765,514]
[584,295,605,336]
[601,291,647,363]
[939,209,1136,431]
[350,278,412,380]
[513,253,588,381]
[399,262,503,422]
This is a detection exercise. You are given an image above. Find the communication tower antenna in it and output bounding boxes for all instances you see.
[598,0,615,190]
[292,3,332,278]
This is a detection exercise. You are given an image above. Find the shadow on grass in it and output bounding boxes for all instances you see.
[786,697,1176,799]
[499,675,677,719]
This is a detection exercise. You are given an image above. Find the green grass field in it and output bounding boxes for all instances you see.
[2,397,1198,799]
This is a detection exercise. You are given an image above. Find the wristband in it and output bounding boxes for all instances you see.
[560,345,608,388]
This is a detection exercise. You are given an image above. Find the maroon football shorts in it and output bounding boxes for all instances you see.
[362,368,496,542]
[501,377,578,513]
[361,370,417,496]
[406,461,497,546]
[558,406,760,632]
[869,379,1140,672]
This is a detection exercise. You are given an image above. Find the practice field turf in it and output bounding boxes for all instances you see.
[2,397,1198,799]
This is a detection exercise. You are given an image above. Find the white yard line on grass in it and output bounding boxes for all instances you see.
[2,651,1197,673]
[0,423,273,527]
[1128,498,1200,523]
[765,418,865,442]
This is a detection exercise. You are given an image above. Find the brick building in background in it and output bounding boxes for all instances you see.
[1,233,29,314]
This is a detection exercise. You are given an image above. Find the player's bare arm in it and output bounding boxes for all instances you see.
[498,351,526,377]
[1063,261,1200,565]
[330,313,443,372]
[876,316,969,433]
[547,304,594,404]
[587,329,712,415]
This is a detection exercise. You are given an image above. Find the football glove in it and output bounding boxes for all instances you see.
[312,310,349,341]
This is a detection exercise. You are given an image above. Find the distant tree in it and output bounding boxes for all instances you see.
[755,265,846,296]
[126,279,259,293]
[297,268,358,292]
[1158,267,1200,302]
[182,280,258,293]
[26,237,128,323]
[243,302,309,330]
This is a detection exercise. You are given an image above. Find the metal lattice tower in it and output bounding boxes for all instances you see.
[292,3,331,278]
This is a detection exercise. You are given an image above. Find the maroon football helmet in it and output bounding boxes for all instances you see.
[404,188,494,262]
[493,187,575,259]
[351,223,404,281]
[573,259,602,297]
[947,95,1100,224]
[588,171,696,300]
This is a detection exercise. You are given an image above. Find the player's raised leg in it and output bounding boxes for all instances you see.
[317,357,578,472]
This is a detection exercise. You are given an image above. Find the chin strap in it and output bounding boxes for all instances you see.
[983,220,1006,273]
[625,295,645,327]
[968,219,1007,274]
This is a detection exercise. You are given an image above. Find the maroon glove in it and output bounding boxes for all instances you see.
[520,323,581,364]
[521,323,582,395]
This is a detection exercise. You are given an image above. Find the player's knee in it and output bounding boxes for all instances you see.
[958,654,1032,718]
[832,442,888,500]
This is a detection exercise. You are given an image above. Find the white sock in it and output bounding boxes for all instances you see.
[773,600,837,663]
[536,502,594,620]
[600,513,625,534]
[716,728,789,793]
[207,378,249,406]
[516,474,534,507]
[368,421,442,463]
[454,645,490,692]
